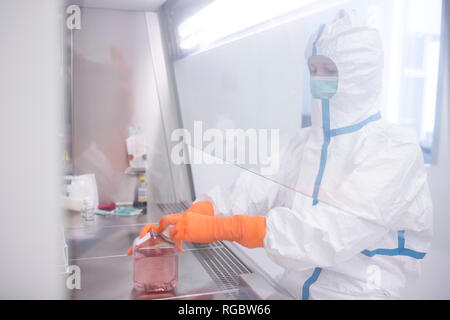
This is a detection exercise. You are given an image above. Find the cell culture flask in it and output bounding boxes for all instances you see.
[132,229,178,293]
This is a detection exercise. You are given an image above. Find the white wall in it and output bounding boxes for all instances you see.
[0,0,64,299]
[400,1,450,298]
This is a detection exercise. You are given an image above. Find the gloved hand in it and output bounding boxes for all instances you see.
[126,224,161,256]
[160,212,266,251]
[126,201,214,255]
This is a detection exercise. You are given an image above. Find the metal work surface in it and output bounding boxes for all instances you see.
[64,202,267,300]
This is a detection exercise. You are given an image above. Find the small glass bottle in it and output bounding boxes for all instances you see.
[135,176,147,214]
[81,198,95,221]
[132,229,178,293]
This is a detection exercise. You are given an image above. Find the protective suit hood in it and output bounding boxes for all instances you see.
[305,10,384,129]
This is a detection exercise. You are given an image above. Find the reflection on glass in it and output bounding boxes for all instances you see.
[72,47,135,204]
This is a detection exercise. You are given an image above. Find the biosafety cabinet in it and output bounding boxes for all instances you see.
[63,0,449,300]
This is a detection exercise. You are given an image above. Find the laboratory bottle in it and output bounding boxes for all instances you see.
[132,229,178,293]
[135,176,147,214]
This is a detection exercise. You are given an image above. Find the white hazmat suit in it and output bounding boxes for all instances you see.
[197,11,433,299]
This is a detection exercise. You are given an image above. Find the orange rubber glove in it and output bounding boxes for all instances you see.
[126,201,214,256]
[126,224,161,256]
[162,212,266,251]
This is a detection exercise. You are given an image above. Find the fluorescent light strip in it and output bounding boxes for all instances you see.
[178,0,319,50]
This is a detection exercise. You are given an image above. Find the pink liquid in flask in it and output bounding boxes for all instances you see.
[133,230,178,293]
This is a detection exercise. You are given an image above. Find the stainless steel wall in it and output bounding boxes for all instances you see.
[70,7,192,204]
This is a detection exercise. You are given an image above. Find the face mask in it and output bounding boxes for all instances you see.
[310,76,338,99]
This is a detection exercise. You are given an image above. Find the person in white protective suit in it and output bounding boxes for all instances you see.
[134,10,433,299]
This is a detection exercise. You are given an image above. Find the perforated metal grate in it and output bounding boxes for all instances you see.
[192,244,252,299]
[157,202,189,214]
[157,203,253,299]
